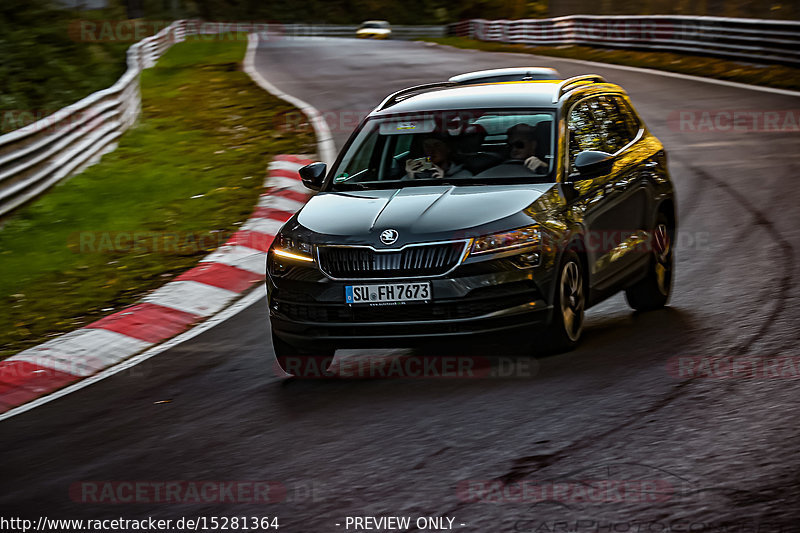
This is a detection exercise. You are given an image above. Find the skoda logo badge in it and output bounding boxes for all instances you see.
[380,229,399,245]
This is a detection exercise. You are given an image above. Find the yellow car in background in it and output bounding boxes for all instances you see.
[356,20,391,39]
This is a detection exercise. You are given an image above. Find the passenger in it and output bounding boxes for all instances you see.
[405,136,473,180]
[506,123,548,174]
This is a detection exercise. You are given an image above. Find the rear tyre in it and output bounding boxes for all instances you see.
[625,213,673,311]
[541,249,585,354]
[272,332,335,379]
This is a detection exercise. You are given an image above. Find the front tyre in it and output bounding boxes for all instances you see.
[542,250,585,353]
[272,332,335,379]
[625,214,673,311]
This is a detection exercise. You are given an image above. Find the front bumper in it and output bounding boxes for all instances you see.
[267,255,554,348]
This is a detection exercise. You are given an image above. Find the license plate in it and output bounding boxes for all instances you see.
[345,282,431,304]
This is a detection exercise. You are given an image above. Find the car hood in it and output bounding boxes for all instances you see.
[294,184,555,245]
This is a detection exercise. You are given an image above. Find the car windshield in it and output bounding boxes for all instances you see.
[361,22,387,29]
[329,109,556,191]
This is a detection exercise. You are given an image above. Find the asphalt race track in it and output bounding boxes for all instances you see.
[1,37,799,531]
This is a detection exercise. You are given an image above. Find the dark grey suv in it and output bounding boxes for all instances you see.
[267,68,676,377]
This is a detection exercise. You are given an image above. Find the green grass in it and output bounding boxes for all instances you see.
[0,39,315,359]
[424,37,800,92]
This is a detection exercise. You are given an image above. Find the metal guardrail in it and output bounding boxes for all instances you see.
[0,21,189,218]
[448,15,800,66]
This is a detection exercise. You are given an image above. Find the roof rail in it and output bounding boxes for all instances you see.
[552,74,607,103]
[376,81,457,111]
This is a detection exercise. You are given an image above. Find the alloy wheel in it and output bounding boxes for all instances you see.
[559,260,585,342]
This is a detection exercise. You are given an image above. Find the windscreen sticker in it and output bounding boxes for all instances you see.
[379,118,436,135]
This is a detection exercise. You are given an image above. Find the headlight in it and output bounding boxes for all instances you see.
[272,234,314,262]
[470,225,541,255]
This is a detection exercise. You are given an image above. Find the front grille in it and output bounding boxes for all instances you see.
[317,241,467,279]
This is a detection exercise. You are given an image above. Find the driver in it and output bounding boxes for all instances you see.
[405,136,472,180]
[506,123,548,174]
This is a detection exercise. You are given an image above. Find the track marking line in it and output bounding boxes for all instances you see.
[244,33,338,164]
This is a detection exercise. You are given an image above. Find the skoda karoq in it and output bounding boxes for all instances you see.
[267,68,676,377]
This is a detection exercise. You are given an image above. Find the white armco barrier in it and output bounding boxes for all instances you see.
[448,16,800,67]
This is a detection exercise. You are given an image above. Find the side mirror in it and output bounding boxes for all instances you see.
[299,162,327,191]
[574,150,615,179]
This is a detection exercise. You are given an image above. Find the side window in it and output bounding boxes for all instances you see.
[568,96,641,176]
[612,96,641,142]
[567,100,604,175]
[594,96,629,153]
